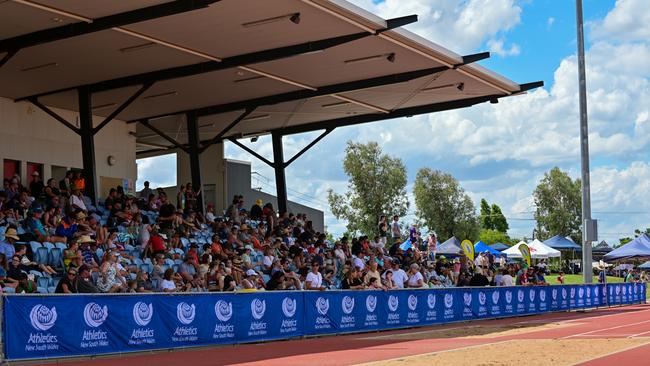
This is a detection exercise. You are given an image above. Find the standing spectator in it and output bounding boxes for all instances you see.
[250,199,263,220]
[59,170,74,197]
[378,215,388,246]
[139,181,153,202]
[184,182,200,214]
[29,171,44,198]
[391,215,401,242]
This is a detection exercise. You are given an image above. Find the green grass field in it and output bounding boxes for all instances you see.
[547,273,624,285]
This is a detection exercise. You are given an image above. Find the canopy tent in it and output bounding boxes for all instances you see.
[544,235,581,251]
[593,240,614,254]
[489,243,509,251]
[638,261,650,270]
[603,234,650,261]
[502,240,561,259]
[614,263,634,271]
[437,236,462,256]
[474,241,503,256]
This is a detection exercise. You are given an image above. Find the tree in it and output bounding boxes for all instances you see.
[479,229,513,245]
[480,199,492,230]
[413,168,480,241]
[491,203,509,233]
[327,141,409,235]
[533,167,582,243]
[617,228,650,247]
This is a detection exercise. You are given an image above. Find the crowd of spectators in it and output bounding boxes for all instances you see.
[0,173,552,294]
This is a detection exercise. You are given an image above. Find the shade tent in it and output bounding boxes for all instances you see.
[639,261,650,270]
[489,243,509,251]
[593,241,613,254]
[603,234,650,261]
[474,241,503,256]
[437,236,462,255]
[502,240,561,259]
[544,235,581,251]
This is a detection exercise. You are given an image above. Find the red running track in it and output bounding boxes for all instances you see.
[21,304,650,366]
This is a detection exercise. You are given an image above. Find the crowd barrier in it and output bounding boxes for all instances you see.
[2,282,646,360]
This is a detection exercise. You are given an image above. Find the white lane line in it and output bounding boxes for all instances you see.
[352,339,515,365]
[562,319,650,339]
[627,329,650,338]
[569,340,650,366]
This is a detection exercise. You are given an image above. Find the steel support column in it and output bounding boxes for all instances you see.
[271,132,288,215]
[186,112,204,215]
[78,87,97,204]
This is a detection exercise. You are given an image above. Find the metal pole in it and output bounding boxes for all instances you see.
[78,86,97,205]
[271,132,288,215]
[576,0,593,283]
[186,112,204,216]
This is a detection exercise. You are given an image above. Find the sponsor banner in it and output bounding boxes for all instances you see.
[3,285,637,360]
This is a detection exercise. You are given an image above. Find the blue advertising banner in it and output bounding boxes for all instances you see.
[3,283,645,360]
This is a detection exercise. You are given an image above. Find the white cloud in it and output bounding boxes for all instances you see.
[487,38,521,57]
[591,0,650,42]
[347,0,522,54]
[547,17,555,27]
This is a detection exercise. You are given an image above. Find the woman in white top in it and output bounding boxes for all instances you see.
[305,261,324,290]
[407,263,425,288]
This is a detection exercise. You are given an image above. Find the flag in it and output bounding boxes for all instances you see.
[461,239,474,262]
[399,238,412,251]
[519,243,531,266]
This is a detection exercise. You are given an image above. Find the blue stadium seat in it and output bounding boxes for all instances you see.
[54,242,67,250]
[164,258,174,266]
[35,247,49,265]
[47,286,57,293]
[37,286,48,294]
[43,242,55,250]
[37,276,50,288]
[30,241,43,253]
[49,248,64,270]
[49,277,60,288]
[172,264,180,273]
[139,263,152,274]
[3,287,15,294]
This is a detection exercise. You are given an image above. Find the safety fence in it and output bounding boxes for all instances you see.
[2,283,646,360]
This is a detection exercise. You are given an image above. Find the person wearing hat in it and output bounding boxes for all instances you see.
[29,171,44,198]
[250,199,263,220]
[27,204,67,244]
[70,186,88,213]
[76,265,99,293]
[241,269,258,290]
[0,227,18,258]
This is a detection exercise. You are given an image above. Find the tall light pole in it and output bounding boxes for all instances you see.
[576,0,594,283]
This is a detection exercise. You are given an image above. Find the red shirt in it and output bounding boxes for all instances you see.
[149,236,166,252]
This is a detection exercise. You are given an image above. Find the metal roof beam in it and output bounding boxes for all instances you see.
[199,108,254,153]
[139,119,189,154]
[0,0,219,54]
[276,94,507,136]
[227,137,274,167]
[126,51,486,122]
[16,14,417,101]
[283,128,333,167]
[27,97,80,134]
[92,82,153,134]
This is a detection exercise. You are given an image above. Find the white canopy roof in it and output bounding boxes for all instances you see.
[503,240,561,259]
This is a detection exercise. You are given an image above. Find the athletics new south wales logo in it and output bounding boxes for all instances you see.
[215,300,233,322]
[84,302,109,328]
[342,296,355,315]
[463,292,472,306]
[177,302,196,325]
[133,302,153,326]
[408,295,418,311]
[388,295,399,312]
[250,299,266,320]
[427,294,436,309]
[316,297,329,316]
[492,291,500,305]
[478,292,486,306]
[444,293,453,308]
[30,305,57,331]
[366,295,377,312]
[282,297,297,318]
[505,291,513,304]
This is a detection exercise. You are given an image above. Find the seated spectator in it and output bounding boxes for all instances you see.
[55,267,79,293]
[97,252,124,293]
[406,263,425,288]
[15,244,57,275]
[76,265,99,293]
[342,267,365,290]
[305,261,324,290]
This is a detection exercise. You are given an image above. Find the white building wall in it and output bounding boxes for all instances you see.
[0,97,136,198]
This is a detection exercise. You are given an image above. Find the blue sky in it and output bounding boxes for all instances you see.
[138,0,650,245]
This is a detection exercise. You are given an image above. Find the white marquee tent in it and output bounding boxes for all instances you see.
[503,239,561,259]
